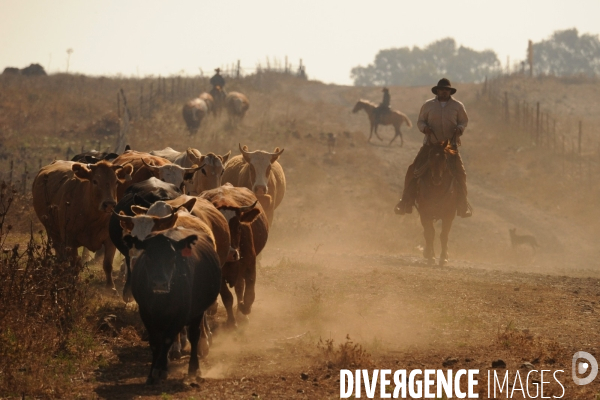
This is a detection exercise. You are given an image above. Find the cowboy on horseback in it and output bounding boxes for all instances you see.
[395,78,472,218]
[210,68,226,90]
[373,87,391,126]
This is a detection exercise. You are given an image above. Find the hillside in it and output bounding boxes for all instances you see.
[1,73,600,398]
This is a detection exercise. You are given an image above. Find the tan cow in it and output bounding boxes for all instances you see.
[111,150,203,199]
[182,98,208,135]
[222,144,286,225]
[199,92,216,117]
[224,92,249,125]
[150,147,230,195]
[127,195,232,267]
[32,160,134,289]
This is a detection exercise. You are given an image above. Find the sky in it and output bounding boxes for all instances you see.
[1,0,599,85]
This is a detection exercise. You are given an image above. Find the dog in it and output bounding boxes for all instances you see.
[327,133,337,154]
[509,228,539,251]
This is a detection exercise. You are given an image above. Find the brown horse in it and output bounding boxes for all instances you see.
[209,85,226,116]
[352,99,412,146]
[414,141,458,266]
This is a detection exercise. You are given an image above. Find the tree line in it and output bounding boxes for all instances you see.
[351,29,600,86]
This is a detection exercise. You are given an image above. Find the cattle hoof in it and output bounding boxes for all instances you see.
[439,259,448,266]
[170,349,182,360]
[426,258,435,265]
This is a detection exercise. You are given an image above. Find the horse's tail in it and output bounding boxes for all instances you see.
[401,112,413,128]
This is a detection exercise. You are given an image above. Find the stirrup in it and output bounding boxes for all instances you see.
[458,202,472,218]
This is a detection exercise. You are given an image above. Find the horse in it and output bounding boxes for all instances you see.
[414,141,458,266]
[352,99,412,146]
[209,85,227,116]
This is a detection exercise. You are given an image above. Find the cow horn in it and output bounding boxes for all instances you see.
[239,143,251,155]
[113,210,133,222]
[270,147,284,156]
[238,200,258,213]
[184,162,206,172]
[141,158,159,171]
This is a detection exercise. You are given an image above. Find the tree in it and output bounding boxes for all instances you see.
[351,38,500,86]
[532,28,600,76]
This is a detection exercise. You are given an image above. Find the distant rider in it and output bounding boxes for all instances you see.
[394,78,471,218]
[210,68,225,90]
[374,87,391,126]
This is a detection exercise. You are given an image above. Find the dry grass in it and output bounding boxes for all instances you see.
[1,71,600,398]
[0,183,95,398]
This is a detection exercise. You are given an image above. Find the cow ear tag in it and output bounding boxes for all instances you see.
[181,247,192,257]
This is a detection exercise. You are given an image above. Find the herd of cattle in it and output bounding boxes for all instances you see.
[31,143,285,384]
[183,87,250,134]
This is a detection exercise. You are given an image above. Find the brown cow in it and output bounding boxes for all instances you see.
[222,144,286,225]
[125,196,232,268]
[111,150,203,198]
[32,160,134,289]
[224,92,249,125]
[199,184,268,328]
[150,147,230,196]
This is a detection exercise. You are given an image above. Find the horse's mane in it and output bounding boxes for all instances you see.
[358,99,377,107]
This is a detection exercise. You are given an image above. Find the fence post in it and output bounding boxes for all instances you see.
[117,91,121,118]
[578,121,582,155]
[536,102,540,145]
[504,92,509,123]
[237,60,241,78]
[149,82,154,118]
[139,84,144,120]
[9,160,13,184]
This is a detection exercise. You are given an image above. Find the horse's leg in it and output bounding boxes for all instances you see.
[439,216,454,266]
[389,124,402,146]
[420,214,435,264]
[373,122,383,141]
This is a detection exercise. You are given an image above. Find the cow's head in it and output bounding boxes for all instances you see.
[186,149,231,195]
[216,200,261,262]
[123,232,197,294]
[141,158,204,192]
[239,144,284,196]
[72,161,134,213]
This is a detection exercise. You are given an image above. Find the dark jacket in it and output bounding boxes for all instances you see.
[210,73,225,88]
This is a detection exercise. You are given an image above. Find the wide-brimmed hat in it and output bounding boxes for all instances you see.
[431,78,456,95]
[215,68,221,73]
[382,87,389,92]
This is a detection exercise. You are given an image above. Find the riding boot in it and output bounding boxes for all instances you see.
[394,165,417,214]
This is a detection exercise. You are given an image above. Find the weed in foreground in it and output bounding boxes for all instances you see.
[317,334,373,369]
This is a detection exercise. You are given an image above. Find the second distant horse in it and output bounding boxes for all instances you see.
[352,99,412,146]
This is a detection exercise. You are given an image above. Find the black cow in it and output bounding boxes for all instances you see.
[109,177,182,302]
[71,150,120,164]
[124,227,221,384]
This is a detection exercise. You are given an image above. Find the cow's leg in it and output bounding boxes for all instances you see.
[199,314,210,358]
[102,240,117,290]
[122,255,133,303]
[439,217,454,266]
[420,215,435,264]
[187,313,204,377]
[235,271,248,322]
[146,330,161,385]
[220,280,237,328]
[151,328,179,384]
[238,260,256,316]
